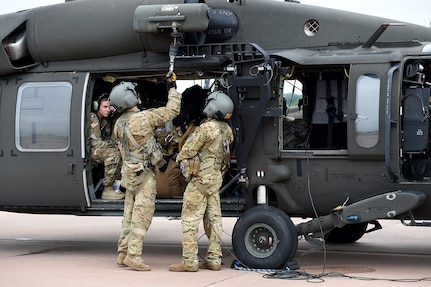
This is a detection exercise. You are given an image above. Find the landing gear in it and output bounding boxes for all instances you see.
[232,205,298,269]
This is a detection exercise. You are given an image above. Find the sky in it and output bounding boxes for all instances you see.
[0,0,430,28]
[299,0,430,27]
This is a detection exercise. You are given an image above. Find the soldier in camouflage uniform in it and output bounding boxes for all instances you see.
[169,91,234,272]
[89,94,123,200]
[109,79,181,271]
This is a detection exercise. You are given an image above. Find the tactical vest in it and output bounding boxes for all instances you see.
[197,119,231,177]
[117,112,162,169]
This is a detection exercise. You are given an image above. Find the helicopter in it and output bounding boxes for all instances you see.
[1,0,431,269]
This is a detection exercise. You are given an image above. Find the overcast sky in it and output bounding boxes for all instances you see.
[300,0,430,27]
[0,0,430,27]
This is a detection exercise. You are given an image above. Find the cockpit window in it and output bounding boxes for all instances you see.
[15,82,72,152]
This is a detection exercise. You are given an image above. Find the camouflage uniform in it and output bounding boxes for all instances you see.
[89,112,121,187]
[176,118,234,268]
[115,89,181,257]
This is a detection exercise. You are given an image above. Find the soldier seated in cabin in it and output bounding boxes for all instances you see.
[89,93,123,200]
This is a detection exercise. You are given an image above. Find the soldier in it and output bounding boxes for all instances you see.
[89,93,123,200]
[110,78,181,271]
[169,91,234,272]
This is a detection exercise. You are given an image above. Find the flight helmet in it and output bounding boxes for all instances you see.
[202,91,234,120]
[108,81,139,113]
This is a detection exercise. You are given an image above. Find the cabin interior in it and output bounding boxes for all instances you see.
[282,59,431,183]
[87,57,431,202]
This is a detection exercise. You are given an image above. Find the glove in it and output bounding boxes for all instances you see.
[167,72,177,89]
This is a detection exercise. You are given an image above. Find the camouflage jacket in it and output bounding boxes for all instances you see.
[177,118,234,185]
[114,89,182,166]
[89,112,116,152]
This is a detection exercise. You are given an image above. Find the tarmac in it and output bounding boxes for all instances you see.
[1,211,431,287]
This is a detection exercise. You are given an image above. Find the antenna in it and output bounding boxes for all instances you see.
[362,23,406,48]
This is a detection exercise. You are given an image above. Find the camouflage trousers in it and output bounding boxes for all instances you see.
[117,163,156,256]
[181,178,222,267]
[91,147,121,187]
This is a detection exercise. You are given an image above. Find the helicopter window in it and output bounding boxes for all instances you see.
[284,79,303,120]
[355,74,380,148]
[282,79,311,150]
[15,82,72,152]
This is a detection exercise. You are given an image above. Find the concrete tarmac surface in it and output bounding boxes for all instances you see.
[1,211,431,287]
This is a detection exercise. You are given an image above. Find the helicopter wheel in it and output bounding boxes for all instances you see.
[232,205,298,269]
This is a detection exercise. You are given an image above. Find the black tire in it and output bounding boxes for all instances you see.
[325,222,368,243]
[232,205,298,269]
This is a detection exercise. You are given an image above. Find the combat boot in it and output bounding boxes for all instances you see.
[116,252,127,266]
[169,262,198,272]
[198,261,221,271]
[123,255,151,271]
[101,186,125,200]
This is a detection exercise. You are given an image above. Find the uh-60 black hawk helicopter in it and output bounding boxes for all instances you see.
[1,0,431,269]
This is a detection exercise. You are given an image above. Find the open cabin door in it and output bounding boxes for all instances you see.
[0,72,88,210]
